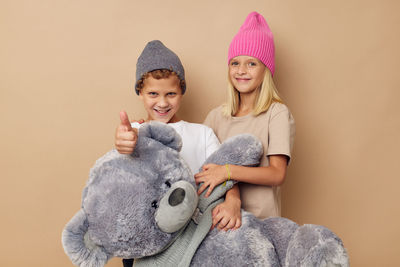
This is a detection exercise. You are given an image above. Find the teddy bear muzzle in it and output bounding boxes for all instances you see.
[155,180,198,233]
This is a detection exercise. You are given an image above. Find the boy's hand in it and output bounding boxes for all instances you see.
[211,197,241,231]
[115,111,138,154]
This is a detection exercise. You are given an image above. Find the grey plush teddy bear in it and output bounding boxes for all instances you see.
[62,122,349,267]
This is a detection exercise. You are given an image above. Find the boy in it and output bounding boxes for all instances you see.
[115,40,220,182]
[115,41,221,267]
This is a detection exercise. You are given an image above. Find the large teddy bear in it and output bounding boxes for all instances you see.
[62,122,349,267]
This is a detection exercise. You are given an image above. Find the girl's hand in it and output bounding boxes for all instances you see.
[194,164,228,197]
[211,198,241,231]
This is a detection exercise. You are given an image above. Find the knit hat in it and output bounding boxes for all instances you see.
[135,40,186,95]
[228,12,275,76]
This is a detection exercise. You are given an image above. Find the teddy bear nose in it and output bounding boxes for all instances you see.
[168,188,186,206]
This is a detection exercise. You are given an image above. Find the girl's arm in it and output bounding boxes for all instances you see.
[195,155,287,197]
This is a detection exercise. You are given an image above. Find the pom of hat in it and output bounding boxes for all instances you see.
[228,12,275,76]
[135,40,186,95]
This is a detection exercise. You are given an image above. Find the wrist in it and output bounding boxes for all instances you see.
[226,190,241,206]
[227,196,241,209]
[223,164,231,186]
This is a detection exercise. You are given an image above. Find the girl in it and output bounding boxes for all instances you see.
[195,11,295,231]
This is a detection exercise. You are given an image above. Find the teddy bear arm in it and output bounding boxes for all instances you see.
[202,134,263,168]
[62,209,110,267]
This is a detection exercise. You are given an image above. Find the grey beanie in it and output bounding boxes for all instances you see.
[135,40,186,95]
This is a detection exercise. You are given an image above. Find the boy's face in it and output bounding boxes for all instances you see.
[139,75,183,123]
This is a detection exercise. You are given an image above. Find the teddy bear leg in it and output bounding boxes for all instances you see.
[261,217,299,265]
[285,224,349,267]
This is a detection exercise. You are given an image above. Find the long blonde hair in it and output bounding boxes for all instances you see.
[222,68,283,117]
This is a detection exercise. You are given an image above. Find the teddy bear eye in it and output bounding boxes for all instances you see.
[165,181,171,188]
[151,200,158,209]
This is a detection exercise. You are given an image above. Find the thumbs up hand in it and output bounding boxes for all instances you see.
[115,111,139,154]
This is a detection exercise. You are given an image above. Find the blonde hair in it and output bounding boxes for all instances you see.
[222,68,283,117]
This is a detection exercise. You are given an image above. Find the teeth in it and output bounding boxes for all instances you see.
[155,109,170,114]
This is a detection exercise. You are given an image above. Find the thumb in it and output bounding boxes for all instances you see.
[212,205,220,217]
[119,111,133,131]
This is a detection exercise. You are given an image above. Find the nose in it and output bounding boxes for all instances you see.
[238,64,246,75]
[157,96,168,107]
[168,188,186,206]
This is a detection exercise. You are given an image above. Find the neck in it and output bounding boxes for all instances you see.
[235,91,257,117]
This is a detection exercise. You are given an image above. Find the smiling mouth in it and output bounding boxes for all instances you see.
[154,109,171,116]
[236,78,251,83]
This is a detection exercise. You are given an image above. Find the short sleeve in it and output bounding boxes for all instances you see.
[204,127,220,158]
[266,105,295,164]
[130,122,142,130]
[203,110,215,130]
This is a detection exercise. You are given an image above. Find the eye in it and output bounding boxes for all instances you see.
[165,181,171,188]
[148,92,158,97]
[151,200,158,209]
[230,61,239,66]
[248,62,257,67]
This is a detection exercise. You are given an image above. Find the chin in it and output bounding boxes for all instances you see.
[155,116,173,123]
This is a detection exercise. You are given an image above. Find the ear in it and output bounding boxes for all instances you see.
[138,121,182,151]
[62,209,109,267]
[202,134,263,167]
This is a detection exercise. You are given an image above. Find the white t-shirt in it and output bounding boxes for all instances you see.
[131,120,220,175]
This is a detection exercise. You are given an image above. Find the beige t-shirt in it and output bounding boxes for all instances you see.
[204,102,295,219]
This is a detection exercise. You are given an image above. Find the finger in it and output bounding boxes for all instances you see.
[222,219,236,231]
[212,212,223,228]
[119,111,133,131]
[115,140,136,149]
[116,131,136,141]
[233,218,242,230]
[117,149,134,154]
[212,206,220,217]
[194,170,208,178]
[217,218,229,230]
[197,183,208,196]
[194,176,204,185]
[205,184,216,198]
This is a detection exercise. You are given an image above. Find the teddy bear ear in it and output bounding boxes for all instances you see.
[62,209,110,266]
[138,121,182,152]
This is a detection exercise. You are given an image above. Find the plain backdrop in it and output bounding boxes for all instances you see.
[1,0,399,266]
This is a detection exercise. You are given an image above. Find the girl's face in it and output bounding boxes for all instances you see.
[229,56,266,95]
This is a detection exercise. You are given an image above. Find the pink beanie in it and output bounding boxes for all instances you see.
[228,12,275,76]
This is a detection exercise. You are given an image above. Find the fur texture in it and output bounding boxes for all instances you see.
[62,121,349,266]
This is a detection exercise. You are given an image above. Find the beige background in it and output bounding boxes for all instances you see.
[1,0,399,266]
